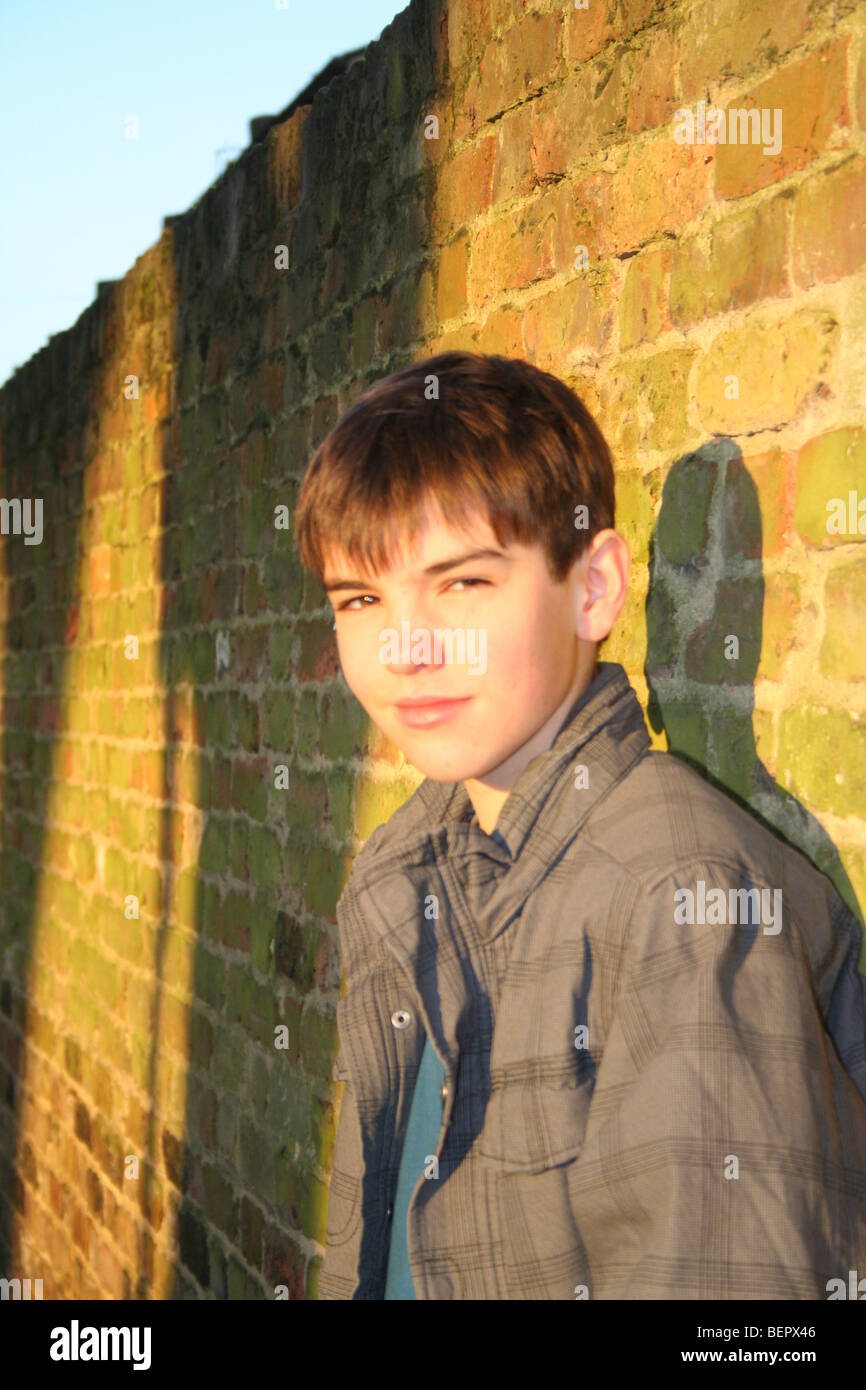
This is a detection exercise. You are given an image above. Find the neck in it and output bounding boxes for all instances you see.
[464,650,598,835]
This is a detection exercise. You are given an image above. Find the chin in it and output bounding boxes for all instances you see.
[405,750,505,784]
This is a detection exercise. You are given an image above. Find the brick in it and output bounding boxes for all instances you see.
[469,180,576,308]
[432,135,496,237]
[571,137,711,259]
[615,468,662,567]
[231,757,269,820]
[177,1201,209,1287]
[436,236,469,321]
[821,562,866,681]
[715,40,851,200]
[709,708,764,803]
[793,157,866,288]
[725,450,795,560]
[695,309,837,436]
[670,193,790,327]
[497,52,626,200]
[202,1161,237,1240]
[446,0,494,72]
[464,9,563,130]
[679,0,814,100]
[524,269,615,364]
[248,825,283,887]
[658,702,709,772]
[93,1234,127,1299]
[263,1224,305,1299]
[564,0,616,66]
[473,305,526,357]
[302,844,342,917]
[619,246,672,350]
[759,573,802,681]
[777,707,866,817]
[626,28,679,134]
[684,579,764,682]
[601,574,648,672]
[602,348,698,458]
[655,452,718,566]
[794,426,866,546]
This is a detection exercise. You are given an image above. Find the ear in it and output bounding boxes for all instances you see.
[575,531,630,642]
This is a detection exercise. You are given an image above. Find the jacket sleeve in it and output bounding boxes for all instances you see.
[576,860,866,1299]
[317,1041,366,1299]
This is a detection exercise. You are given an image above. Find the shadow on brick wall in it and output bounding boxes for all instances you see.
[643,439,861,930]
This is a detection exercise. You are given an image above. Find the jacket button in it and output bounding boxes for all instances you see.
[391,1009,411,1029]
[440,1082,448,1103]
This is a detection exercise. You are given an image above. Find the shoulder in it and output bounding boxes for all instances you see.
[593,750,863,985]
[593,747,827,892]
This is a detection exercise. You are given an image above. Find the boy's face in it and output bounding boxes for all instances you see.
[322,497,628,792]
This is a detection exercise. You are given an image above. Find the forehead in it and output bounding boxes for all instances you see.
[322,497,501,579]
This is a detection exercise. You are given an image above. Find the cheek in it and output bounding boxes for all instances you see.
[485,596,563,677]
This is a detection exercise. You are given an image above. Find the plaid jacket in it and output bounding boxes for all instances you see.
[317,662,866,1299]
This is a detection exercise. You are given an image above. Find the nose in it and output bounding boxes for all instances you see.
[378,596,446,675]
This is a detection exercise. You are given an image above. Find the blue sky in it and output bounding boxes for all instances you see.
[1,0,408,387]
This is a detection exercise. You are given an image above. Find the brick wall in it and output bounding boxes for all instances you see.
[0,0,864,1299]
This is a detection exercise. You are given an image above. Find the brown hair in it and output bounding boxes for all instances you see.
[293,351,615,587]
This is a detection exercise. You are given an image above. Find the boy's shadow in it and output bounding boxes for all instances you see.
[642,439,862,932]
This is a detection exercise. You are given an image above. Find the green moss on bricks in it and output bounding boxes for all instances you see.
[601,578,648,672]
[212,1026,246,1091]
[248,825,283,886]
[226,964,254,1025]
[615,469,661,567]
[193,947,225,1011]
[795,427,866,546]
[237,695,260,752]
[778,706,866,818]
[231,760,268,821]
[199,817,230,874]
[303,845,342,916]
[295,690,320,757]
[250,901,274,975]
[696,309,838,436]
[326,770,354,842]
[248,1047,270,1124]
[283,773,327,833]
[821,562,866,680]
[264,551,304,613]
[230,817,249,882]
[262,689,294,750]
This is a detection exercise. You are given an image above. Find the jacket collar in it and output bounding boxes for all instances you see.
[336,662,653,1074]
[347,661,651,889]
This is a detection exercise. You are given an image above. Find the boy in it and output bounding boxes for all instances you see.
[293,350,866,1300]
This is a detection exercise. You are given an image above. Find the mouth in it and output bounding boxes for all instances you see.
[393,696,473,729]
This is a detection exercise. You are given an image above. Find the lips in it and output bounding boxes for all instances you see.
[395,697,467,708]
[393,696,472,729]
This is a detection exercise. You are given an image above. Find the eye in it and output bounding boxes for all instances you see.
[336,594,377,612]
[448,577,489,592]
[335,577,489,613]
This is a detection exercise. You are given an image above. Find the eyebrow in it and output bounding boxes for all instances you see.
[323,547,511,593]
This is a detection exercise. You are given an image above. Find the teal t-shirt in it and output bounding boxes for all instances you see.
[384,1031,446,1299]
